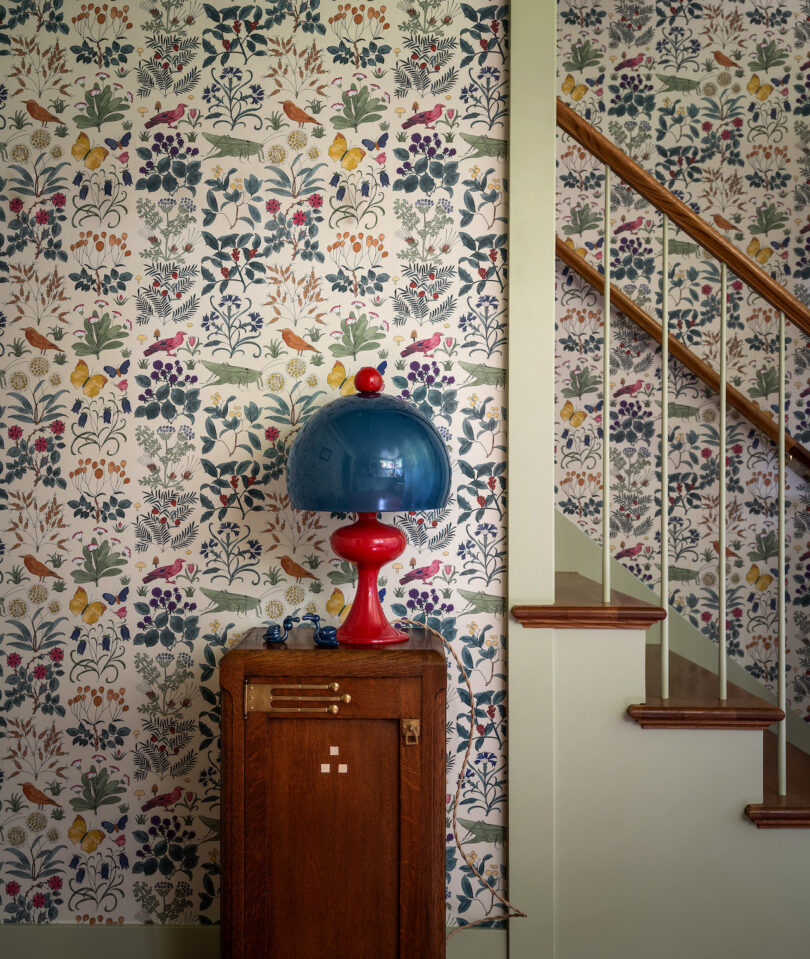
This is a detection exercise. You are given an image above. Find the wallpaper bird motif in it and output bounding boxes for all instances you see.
[556,0,810,723]
[0,1,509,929]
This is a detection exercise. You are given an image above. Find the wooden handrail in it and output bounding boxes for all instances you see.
[556,236,810,475]
[557,98,810,339]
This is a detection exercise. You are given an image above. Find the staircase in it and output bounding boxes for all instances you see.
[538,98,810,826]
[511,590,810,958]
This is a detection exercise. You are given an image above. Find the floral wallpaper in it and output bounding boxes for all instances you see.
[0,0,508,929]
[556,0,810,721]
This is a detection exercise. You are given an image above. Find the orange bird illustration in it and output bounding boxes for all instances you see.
[712,540,740,559]
[280,555,318,582]
[713,51,740,69]
[281,100,319,127]
[22,782,61,809]
[23,555,63,582]
[24,327,65,354]
[280,328,320,355]
[25,100,61,126]
[711,213,737,233]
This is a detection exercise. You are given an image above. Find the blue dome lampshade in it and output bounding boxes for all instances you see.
[286,367,451,645]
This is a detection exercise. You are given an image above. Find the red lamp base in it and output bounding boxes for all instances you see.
[330,512,407,645]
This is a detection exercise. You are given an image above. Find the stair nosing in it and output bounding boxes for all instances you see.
[628,647,783,730]
[512,571,666,630]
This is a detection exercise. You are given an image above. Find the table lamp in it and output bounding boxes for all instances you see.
[286,366,451,645]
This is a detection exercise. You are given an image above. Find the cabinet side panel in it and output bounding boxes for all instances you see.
[243,713,270,958]
[427,668,446,957]
[220,664,244,959]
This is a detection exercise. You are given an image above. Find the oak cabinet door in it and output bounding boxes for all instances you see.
[239,678,424,958]
[244,716,403,958]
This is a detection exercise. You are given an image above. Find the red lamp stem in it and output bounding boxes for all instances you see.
[330,512,407,645]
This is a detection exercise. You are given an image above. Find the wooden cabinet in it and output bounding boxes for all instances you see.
[220,627,446,959]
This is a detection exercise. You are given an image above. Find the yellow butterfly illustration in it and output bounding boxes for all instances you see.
[70,360,108,398]
[326,360,358,396]
[746,237,773,265]
[561,399,587,428]
[747,74,773,101]
[328,133,366,171]
[69,587,107,625]
[564,236,587,258]
[68,814,105,853]
[746,564,773,592]
[326,587,351,623]
[561,73,588,102]
[71,132,109,170]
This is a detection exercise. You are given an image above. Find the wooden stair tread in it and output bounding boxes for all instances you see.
[512,572,666,630]
[627,646,784,730]
[745,732,810,827]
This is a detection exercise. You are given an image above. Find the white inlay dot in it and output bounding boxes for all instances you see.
[320,763,330,773]
[330,746,339,755]
[338,764,348,774]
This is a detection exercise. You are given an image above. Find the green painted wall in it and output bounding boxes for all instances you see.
[506,0,558,957]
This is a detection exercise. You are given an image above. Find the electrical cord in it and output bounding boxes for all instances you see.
[395,618,527,940]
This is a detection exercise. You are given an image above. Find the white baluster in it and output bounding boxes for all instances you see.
[778,310,786,796]
[719,264,727,701]
[661,215,669,700]
[603,166,611,604]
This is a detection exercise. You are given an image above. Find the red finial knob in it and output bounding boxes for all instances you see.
[355,366,383,394]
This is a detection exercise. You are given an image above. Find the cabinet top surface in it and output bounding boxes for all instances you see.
[221,627,445,667]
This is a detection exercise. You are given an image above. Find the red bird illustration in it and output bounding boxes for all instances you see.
[401,331,442,358]
[614,216,644,236]
[616,53,644,70]
[144,331,185,357]
[141,785,182,812]
[401,104,444,130]
[142,558,184,584]
[613,379,644,398]
[614,544,643,561]
[145,104,187,129]
[399,558,441,585]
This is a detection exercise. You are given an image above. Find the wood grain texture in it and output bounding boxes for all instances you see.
[557,97,810,339]
[220,628,446,958]
[745,732,810,828]
[556,236,810,476]
[511,571,666,629]
[258,717,401,957]
[628,645,784,729]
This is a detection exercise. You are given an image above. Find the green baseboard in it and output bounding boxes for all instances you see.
[0,925,219,959]
[0,924,508,959]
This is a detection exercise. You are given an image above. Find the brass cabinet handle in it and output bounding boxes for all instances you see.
[244,683,350,715]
